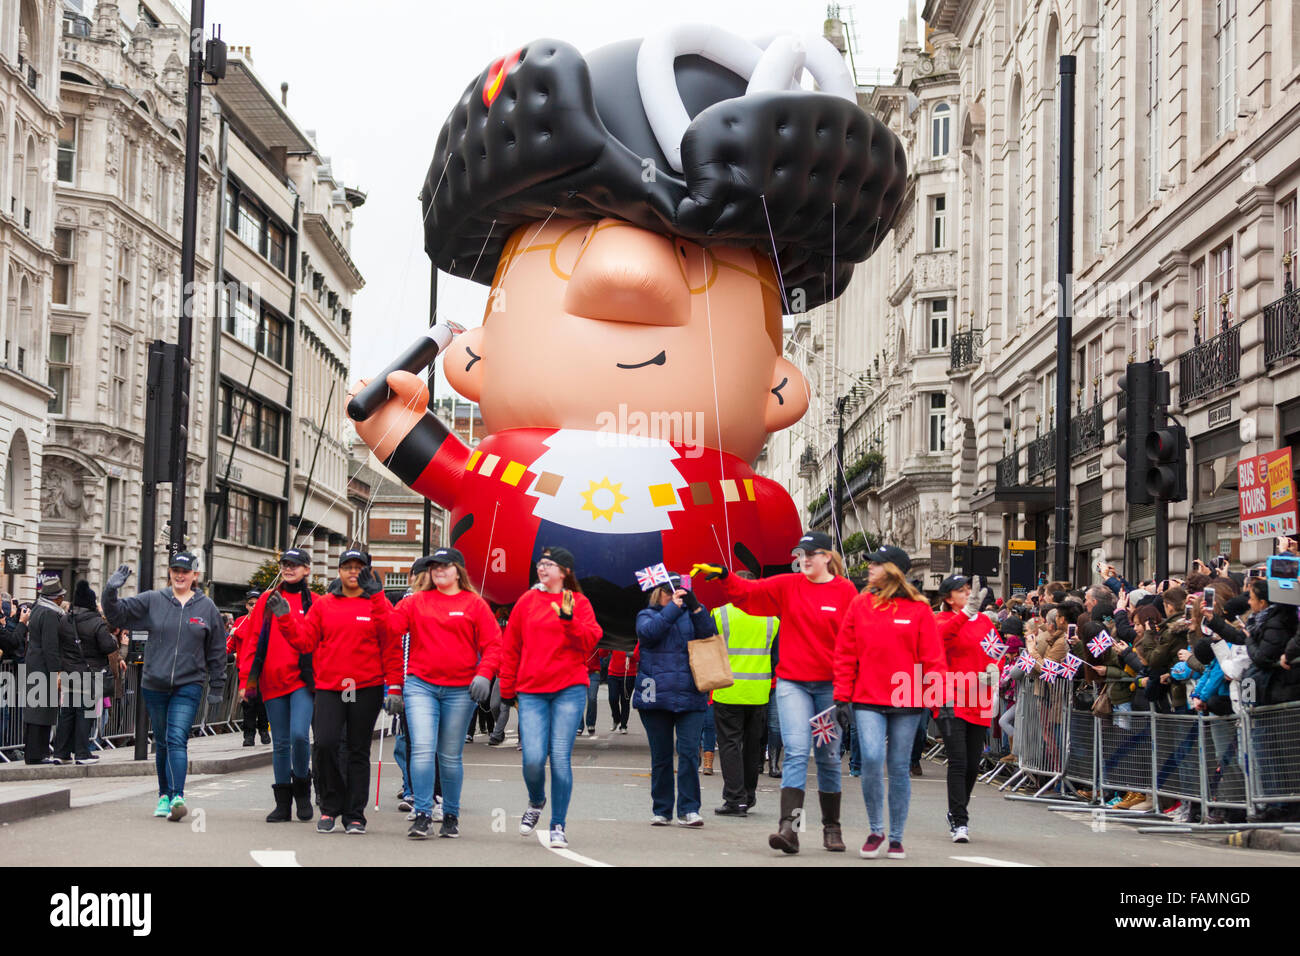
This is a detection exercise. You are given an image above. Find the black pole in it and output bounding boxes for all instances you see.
[831,396,846,553]
[1053,55,1076,583]
[422,262,437,555]
[167,0,206,559]
[134,477,155,761]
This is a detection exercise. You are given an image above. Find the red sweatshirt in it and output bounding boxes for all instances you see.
[390,588,502,686]
[226,613,250,658]
[240,588,310,701]
[499,588,602,698]
[282,591,402,693]
[833,592,946,707]
[936,609,997,726]
[722,573,860,682]
[602,646,639,677]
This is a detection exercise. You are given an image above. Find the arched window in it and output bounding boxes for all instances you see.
[1043,16,1061,296]
[931,102,951,158]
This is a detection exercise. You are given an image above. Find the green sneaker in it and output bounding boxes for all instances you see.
[154,796,170,817]
[168,796,188,822]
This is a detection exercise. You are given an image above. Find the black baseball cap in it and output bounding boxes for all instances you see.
[431,547,466,567]
[539,546,576,571]
[410,555,435,576]
[245,589,262,602]
[792,530,834,555]
[864,544,912,574]
[168,551,199,571]
[338,549,370,568]
[280,548,311,568]
[938,574,970,596]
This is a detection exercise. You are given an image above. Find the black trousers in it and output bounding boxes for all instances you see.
[53,704,93,759]
[939,715,988,828]
[312,685,382,823]
[24,723,53,764]
[607,673,635,728]
[713,701,767,808]
[241,698,268,734]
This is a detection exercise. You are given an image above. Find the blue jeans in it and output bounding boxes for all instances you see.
[405,675,478,817]
[142,683,203,799]
[855,708,925,842]
[640,708,705,818]
[518,683,587,828]
[775,679,841,793]
[585,671,600,731]
[264,686,313,784]
[394,717,413,798]
[700,702,716,752]
[767,697,781,755]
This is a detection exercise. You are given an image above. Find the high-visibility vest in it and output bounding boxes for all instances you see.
[710,604,776,705]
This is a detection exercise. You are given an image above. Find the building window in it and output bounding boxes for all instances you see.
[930,195,947,250]
[112,339,129,424]
[389,518,407,536]
[1145,0,1161,201]
[53,228,74,306]
[47,332,70,414]
[929,299,949,351]
[222,488,280,549]
[225,490,251,544]
[155,163,169,228]
[1282,195,1297,289]
[115,246,133,327]
[930,103,951,158]
[267,222,287,274]
[237,198,264,251]
[384,572,409,589]
[1214,0,1237,139]
[1212,241,1234,327]
[104,476,124,536]
[57,118,77,185]
[928,393,947,453]
[261,310,285,365]
[3,446,13,512]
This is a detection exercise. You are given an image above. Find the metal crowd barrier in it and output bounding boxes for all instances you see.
[0,659,242,761]
[999,675,1072,798]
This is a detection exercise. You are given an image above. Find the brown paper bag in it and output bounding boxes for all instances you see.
[688,634,735,692]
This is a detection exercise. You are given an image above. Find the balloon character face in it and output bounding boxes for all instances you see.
[445,218,808,463]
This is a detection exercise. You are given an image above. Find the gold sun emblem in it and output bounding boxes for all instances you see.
[579,476,629,523]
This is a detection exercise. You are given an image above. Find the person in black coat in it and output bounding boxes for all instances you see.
[1203,578,1300,705]
[52,582,121,762]
[22,579,68,764]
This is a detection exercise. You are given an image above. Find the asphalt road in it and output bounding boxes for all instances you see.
[2,714,1292,867]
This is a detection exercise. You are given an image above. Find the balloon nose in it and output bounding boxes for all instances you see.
[562,221,691,326]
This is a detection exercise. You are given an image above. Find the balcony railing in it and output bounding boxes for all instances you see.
[845,465,881,499]
[949,329,981,371]
[997,447,1020,487]
[1265,285,1300,367]
[1027,429,1055,480]
[1178,324,1241,404]
[1070,402,1104,458]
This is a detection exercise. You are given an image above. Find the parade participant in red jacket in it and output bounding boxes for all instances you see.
[934,574,999,845]
[833,545,945,861]
[390,547,501,840]
[694,530,860,856]
[603,645,640,734]
[499,546,602,849]
[244,549,317,824]
[228,589,269,747]
[276,549,400,835]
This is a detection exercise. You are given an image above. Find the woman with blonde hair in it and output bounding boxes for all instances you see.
[390,547,500,839]
[833,545,945,860]
[693,530,859,855]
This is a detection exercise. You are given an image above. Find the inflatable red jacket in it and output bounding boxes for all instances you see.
[282,592,401,693]
[833,592,945,707]
[390,589,502,686]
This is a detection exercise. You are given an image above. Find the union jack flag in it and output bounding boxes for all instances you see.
[1062,654,1084,679]
[1087,629,1114,656]
[981,629,1008,660]
[1015,650,1036,673]
[635,563,673,591]
[810,706,840,748]
[1040,659,1066,683]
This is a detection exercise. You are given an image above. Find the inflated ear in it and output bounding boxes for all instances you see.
[443,325,485,402]
[763,357,808,432]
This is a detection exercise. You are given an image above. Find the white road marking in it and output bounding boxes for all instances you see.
[950,855,1034,867]
[533,828,613,867]
[250,850,301,867]
[597,817,619,822]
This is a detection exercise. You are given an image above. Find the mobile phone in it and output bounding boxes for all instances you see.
[678,576,692,592]
[1249,567,1266,578]
[1067,623,1077,639]
[1160,579,1170,591]
[1203,587,1214,609]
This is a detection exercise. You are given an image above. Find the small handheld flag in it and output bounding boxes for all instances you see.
[1040,659,1066,683]
[810,706,839,748]
[1087,630,1114,656]
[635,563,673,591]
[1062,654,1084,679]
[981,629,1008,661]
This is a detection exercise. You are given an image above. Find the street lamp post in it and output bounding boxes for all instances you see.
[1052,55,1076,583]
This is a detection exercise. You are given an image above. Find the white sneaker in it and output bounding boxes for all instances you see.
[519,805,543,835]
[1171,803,1192,823]
[431,804,444,823]
[1130,798,1153,812]
[651,815,670,826]
[548,825,568,848]
[406,810,417,821]
[951,825,970,843]
[677,812,704,828]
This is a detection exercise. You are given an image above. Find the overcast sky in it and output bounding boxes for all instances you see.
[205,0,916,397]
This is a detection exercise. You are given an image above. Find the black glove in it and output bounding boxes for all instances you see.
[360,568,383,597]
[500,696,517,709]
[682,590,702,612]
[383,692,404,716]
[265,591,290,618]
[106,564,132,591]
[835,700,853,727]
[469,675,491,704]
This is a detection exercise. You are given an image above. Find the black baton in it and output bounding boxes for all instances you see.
[347,324,460,421]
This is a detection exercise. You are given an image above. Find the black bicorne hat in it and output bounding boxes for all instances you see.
[420,30,908,312]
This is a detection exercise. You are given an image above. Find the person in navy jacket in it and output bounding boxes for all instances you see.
[635,573,717,828]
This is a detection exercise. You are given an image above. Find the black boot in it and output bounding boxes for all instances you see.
[292,775,314,821]
[768,741,783,778]
[266,783,293,822]
[768,788,803,854]
[243,728,255,746]
[819,790,845,852]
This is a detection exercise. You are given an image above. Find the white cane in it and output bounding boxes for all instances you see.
[374,707,387,812]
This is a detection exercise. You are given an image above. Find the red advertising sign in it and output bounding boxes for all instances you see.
[1238,448,1298,541]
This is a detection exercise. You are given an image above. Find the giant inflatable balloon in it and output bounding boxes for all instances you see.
[348,25,907,640]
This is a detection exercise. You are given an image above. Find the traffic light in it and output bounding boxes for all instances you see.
[1145,423,1188,501]
[1117,361,1155,505]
